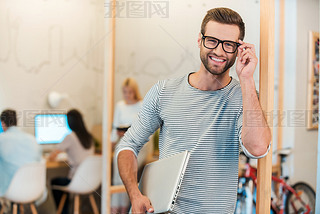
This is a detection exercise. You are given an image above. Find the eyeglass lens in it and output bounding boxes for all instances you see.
[204,37,238,53]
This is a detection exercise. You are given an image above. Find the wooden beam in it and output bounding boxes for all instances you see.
[257,0,275,213]
[104,0,116,213]
[277,0,285,164]
[110,185,127,194]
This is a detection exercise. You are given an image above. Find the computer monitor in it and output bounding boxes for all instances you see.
[0,122,3,134]
[34,114,72,144]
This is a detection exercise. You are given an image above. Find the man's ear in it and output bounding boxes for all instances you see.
[197,33,202,48]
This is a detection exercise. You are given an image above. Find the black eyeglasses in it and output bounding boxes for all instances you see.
[201,33,240,53]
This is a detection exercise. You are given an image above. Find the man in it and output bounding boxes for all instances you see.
[0,109,42,196]
[116,7,271,213]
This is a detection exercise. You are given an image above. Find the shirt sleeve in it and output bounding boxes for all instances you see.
[115,81,164,158]
[57,133,72,152]
[237,109,270,159]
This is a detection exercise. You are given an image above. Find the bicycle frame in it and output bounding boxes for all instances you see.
[242,162,311,214]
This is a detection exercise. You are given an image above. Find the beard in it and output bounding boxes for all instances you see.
[200,51,237,76]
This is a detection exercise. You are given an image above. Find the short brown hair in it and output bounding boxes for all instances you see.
[1,109,17,127]
[201,7,245,40]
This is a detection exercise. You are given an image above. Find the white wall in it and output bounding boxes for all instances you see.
[113,0,261,102]
[290,0,319,190]
[268,0,319,192]
[0,0,105,134]
[273,0,298,171]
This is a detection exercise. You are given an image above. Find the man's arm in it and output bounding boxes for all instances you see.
[118,150,154,213]
[115,81,165,213]
[240,78,271,156]
[236,40,271,157]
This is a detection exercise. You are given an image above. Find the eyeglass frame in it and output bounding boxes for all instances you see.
[201,33,241,54]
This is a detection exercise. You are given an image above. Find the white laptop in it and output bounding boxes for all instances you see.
[134,150,190,214]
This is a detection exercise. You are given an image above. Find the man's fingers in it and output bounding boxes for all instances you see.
[147,207,154,213]
[241,48,254,55]
[242,53,257,64]
[132,196,154,213]
[145,200,154,213]
[239,48,257,64]
[240,44,256,53]
[238,40,256,54]
[239,49,253,58]
[238,41,255,49]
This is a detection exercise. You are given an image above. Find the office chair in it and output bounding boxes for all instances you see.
[53,155,102,214]
[0,162,46,214]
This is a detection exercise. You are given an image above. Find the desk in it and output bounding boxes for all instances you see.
[43,151,69,169]
[46,160,69,169]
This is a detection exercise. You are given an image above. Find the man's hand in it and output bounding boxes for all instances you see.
[118,150,154,213]
[236,40,258,80]
[235,41,271,157]
[131,194,154,214]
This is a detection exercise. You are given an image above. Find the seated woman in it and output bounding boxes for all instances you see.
[49,109,94,214]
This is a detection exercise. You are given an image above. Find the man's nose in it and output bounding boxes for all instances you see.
[212,42,225,55]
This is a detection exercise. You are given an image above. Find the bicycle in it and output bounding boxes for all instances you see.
[235,149,315,214]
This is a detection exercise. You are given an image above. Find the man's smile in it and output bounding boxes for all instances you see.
[209,55,226,64]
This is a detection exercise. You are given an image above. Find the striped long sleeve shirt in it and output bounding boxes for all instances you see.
[116,73,268,213]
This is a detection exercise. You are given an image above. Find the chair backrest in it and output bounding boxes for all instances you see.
[67,155,102,194]
[4,162,46,204]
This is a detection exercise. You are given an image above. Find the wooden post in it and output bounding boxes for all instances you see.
[106,0,116,213]
[102,0,116,213]
[277,0,285,164]
[257,0,274,213]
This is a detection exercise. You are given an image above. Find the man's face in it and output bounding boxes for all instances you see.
[198,21,240,76]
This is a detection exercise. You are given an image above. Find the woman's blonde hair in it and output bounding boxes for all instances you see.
[122,78,142,101]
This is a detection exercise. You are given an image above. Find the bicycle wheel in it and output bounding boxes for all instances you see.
[285,182,315,214]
